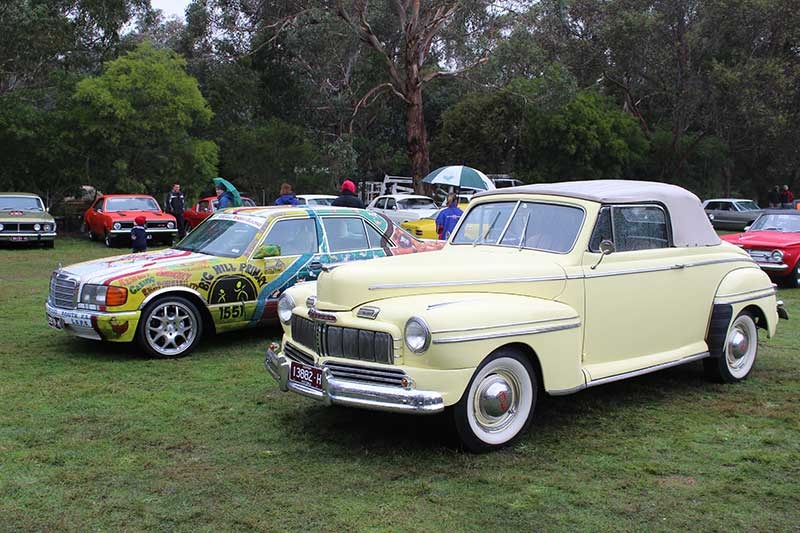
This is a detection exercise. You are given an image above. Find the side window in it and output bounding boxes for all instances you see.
[211,200,219,211]
[365,222,390,248]
[588,207,613,252]
[386,198,397,210]
[322,217,370,252]
[612,206,669,251]
[719,202,732,211]
[704,202,719,210]
[262,218,318,256]
[296,197,306,205]
[92,198,103,211]
[243,198,256,207]
[375,198,386,209]
[198,200,210,212]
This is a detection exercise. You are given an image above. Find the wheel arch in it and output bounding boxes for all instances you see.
[139,288,215,335]
[490,342,546,394]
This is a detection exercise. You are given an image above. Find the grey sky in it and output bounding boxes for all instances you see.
[151,0,190,20]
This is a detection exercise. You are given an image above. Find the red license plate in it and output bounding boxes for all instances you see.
[289,361,323,391]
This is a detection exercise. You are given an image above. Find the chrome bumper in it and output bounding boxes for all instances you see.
[755,262,788,271]
[264,347,444,414]
[109,228,176,235]
[777,300,789,320]
[0,232,56,241]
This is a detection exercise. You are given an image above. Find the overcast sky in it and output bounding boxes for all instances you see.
[151,0,190,19]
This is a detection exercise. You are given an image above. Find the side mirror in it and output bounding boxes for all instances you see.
[744,225,751,231]
[253,244,281,259]
[391,205,398,210]
[96,208,103,213]
[599,239,615,255]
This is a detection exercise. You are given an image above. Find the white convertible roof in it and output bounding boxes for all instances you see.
[475,179,721,247]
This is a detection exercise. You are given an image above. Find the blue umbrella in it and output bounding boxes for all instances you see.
[422,166,495,190]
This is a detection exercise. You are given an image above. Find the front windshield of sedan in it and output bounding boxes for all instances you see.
[105,197,160,211]
[451,201,584,253]
[750,214,800,232]
[398,198,437,210]
[175,219,260,257]
[0,196,44,211]
[735,200,760,211]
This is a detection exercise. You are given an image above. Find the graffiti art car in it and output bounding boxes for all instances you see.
[47,206,444,358]
[183,196,256,232]
[266,180,786,452]
[83,194,178,247]
[0,193,57,247]
[401,202,469,239]
[721,209,800,286]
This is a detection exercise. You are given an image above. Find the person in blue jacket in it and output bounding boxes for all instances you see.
[274,183,299,206]
[216,183,234,209]
[131,216,148,253]
[436,193,463,240]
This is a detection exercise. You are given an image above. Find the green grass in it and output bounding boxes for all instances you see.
[1,237,799,531]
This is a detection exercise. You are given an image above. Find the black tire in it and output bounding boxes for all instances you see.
[136,295,204,358]
[704,311,759,383]
[787,263,800,288]
[104,232,115,248]
[43,240,54,249]
[450,348,537,453]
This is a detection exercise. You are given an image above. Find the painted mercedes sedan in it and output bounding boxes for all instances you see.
[721,209,800,286]
[83,194,178,247]
[183,195,257,232]
[47,206,444,358]
[266,180,786,452]
[0,193,56,247]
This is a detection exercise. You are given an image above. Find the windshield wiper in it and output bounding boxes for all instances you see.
[473,212,501,246]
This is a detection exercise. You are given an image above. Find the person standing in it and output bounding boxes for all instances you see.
[275,183,299,206]
[435,193,463,240]
[782,185,794,208]
[216,182,234,209]
[768,186,780,208]
[332,179,365,208]
[166,183,186,238]
[131,216,148,253]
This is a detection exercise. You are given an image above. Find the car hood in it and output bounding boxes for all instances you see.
[0,210,54,222]
[60,248,211,285]
[315,246,567,311]
[103,211,173,220]
[722,231,800,248]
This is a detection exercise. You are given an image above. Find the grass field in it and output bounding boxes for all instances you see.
[1,237,799,531]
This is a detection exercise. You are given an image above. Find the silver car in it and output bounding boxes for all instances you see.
[702,198,763,230]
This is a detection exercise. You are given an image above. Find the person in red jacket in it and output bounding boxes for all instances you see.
[781,185,794,208]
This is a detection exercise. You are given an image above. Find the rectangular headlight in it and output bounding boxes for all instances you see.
[80,284,108,305]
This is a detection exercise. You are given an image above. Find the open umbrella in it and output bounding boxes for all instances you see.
[422,166,495,191]
[212,177,243,207]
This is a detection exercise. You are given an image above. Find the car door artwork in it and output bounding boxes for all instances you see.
[47,207,443,358]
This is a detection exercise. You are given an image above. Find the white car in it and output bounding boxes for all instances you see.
[367,194,439,224]
[296,194,337,206]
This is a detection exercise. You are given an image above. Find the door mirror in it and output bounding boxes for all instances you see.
[391,205,398,210]
[253,244,281,259]
[599,239,615,255]
[744,225,751,231]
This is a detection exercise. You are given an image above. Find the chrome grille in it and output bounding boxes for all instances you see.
[747,249,773,262]
[284,342,315,366]
[324,361,406,387]
[149,221,169,229]
[50,273,78,309]
[291,315,394,364]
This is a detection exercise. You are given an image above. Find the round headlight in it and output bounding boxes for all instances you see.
[113,222,122,230]
[43,224,52,231]
[404,317,431,354]
[277,292,295,324]
[167,221,175,229]
[33,223,41,231]
[771,250,784,262]
[0,223,4,231]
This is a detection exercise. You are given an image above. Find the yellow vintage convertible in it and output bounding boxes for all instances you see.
[266,180,787,451]
[401,202,469,239]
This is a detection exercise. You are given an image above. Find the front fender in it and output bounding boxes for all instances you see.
[713,266,778,338]
[374,292,585,395]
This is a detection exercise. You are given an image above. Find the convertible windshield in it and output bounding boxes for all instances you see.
[452,201,584,253]
[398,198,437,210]
[105,197,160,211]
[0,196,44,211]
[175,219,261,257]
[735,200,760,211]
[749,214,800,232]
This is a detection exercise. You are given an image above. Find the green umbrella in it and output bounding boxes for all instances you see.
[422,166,495,190]
[212,177,243,208]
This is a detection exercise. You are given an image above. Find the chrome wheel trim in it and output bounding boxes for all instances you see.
[725,314,757,379]
[144,301,198,356]
[466,358,533,445]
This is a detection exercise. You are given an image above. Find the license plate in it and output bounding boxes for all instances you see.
[289,361,323,391]
[11,236,27,241]
[47,313,63,330]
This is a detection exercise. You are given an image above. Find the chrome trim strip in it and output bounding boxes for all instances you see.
[432,315,580,334]
[0,232,57,238]
[586,352,710,388]
[369,275,566,290]
[717,286,778,299]
[548,383,587,396]
[714,289,777,306]
[756,263,788,270]
[582,257,753,279]
[426,299,477,310]
[433,321,580,344]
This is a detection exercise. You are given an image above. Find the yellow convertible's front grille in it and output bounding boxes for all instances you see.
[291,315,393,364]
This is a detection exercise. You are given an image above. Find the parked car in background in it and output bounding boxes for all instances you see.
[266,180,785,452]
[83,194,178,247]
[0,193,56,248]
[401,201,470,239]
[48,206,444,358]
[183,196,256,232]
[703,198,763,230]
[296,194,337,206]
[367,194,439,225]
[721,209,800,286]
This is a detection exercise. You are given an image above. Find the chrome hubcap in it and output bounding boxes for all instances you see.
[474,372,519,432]
[726,320,754,372]
[146,302,196,356]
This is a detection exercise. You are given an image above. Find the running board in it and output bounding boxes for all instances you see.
[549,351,711,396]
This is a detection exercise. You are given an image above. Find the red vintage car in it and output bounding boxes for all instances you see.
[83,194,178,248]
[183,195,256,232]
[721,209,800,286]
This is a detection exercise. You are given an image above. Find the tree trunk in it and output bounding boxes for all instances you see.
[406,87,430,193]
